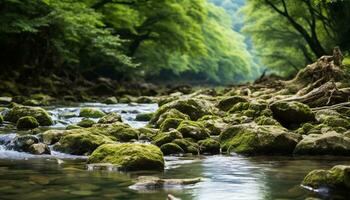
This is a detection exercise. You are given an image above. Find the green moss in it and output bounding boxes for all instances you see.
[16,116,39,130]
[66,124,81,130]
[220,124,301,155]
[322,116,350,128]
[53,129,116,155]
[151,108,190,127]
[260,109,273,117]
[4,106,53,126]
[88,143,164,171]
[79,108,105,118]
[229,102,250,113]
[302,165,350,189]
[160,143,184,155]
[270,101,315,127]
[255,116,280,126]
[135,113,154,121]
[198,138,220,154]
[0,115,3,124]
[136,96,154,103]
[216,96,247,111]
[172,138,199,154]
[152,130,183,147]
[159,118,183,132]
[111,127,139,142]
[103,97,118,104]
[119,95,132,103]
[77,118,96,128]
[177,120,210,141]
[98,112,122,124]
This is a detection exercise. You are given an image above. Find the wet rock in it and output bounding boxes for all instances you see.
[66,124,81,130]
[0,115,3,124]
[88,143,164,171]
[103,97,118,104]
[130,176,201,189]
[77,118,96,128]
[198,138,220,154]
[4,106,53,126]
[0,97,12,105]
[151,108,190,128]
[98,112,122,124]
[39,130,67,145]
[315,110,350,128]
[28,143,51,155]
[270,101,315,127]
[220,124,301,155]
[294,131,350,155]
[16,116,40,130]
[138,127,158,141]
[136,96,154,103]
[199,116,228,136]
[255,116,281,126]
[176,120,210,141]
[172,138,199,154]
[302,165,350,189]
[119,95,133,103]
[135,113,154,121]
[111,127,139,142]
[159,118,183,132]
[151,98,213,124]
[153,130,183,147]
[79,108,105,118]
[53,128,116,155]
[160,143,184,155]
[216,96,248,111]
[12,135,39,152]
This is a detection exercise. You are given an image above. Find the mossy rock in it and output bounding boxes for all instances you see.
[270,101,315,127]
[16,116,39,130]
[151,108,190,128]
[177,120,210,141]
[119,95,133,103]
[28,143,51,155]
[160,143,184,155]
[199,119,227,136]
[138,127,158,141]
[53,128,116,155]
[39,130,67,145]
[88,143,164,171]
[79,108,105,118]
[302,165,350,189]
[198,138,220,154]
[4,106,53,126]
[98,112,122,124]
[159,118,183,132]
[103,97,118,104]
[320,116,350,128]
[23,99,42,106]
[255,116,281,126]
[295,123,315,135]
[0,115,4,124]
[216,96,247,111]
[220,124,301,155]
[294,131,350,156]
[135,113,154,121]
[136,96,154,103]
[228,102,250,113]
[12,135,39,152]
[151,98,213,124]
[172,138,199,154]
[66,124,81,130]
[111,127,139,142]
[152,130,183,147]
[77,118,96,128]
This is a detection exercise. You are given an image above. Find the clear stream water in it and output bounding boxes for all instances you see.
[0,103,349,200]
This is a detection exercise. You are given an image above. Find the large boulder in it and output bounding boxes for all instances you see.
[294,131,350,155]
[160,143,184,155]
[88,143,164,171]
[152,130,183,147]
[220,124,301,155]
[98,112,122,124]
[198,138,220,154]
[16,116,39,130]
[150,98,213,125]
[11,135,39,152]
[172,138,199,154]
[151,108,189,128]
[52,128,116,155]
[216,96,248,111]
[315,110,350,128]
[79,108,105,118]
[302,165,350,189]
[176,120,210,141]
[39,130,67,145]
[270,101,315,127]
[4,106,53,126]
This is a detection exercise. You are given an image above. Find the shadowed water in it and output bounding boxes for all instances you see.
[1,103,350,200]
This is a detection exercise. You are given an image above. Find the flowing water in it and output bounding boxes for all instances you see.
[0,103,350,200]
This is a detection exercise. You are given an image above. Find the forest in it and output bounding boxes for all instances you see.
[1,0,350,200]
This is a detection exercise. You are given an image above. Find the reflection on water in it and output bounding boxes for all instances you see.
[1,155,350,199]
[1,103,350,199]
